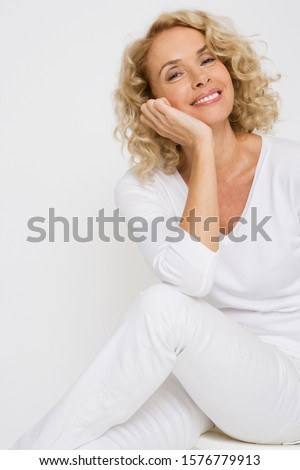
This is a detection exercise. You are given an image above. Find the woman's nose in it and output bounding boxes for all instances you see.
[192,71,211,89]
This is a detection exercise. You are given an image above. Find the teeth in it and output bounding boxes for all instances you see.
[193,92,219,105]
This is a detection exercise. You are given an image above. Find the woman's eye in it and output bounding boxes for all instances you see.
[167,71,182,81]
[201,56,216,66]
[166,56,216,81]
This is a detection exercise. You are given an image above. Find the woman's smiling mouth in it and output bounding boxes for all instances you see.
[191,89,222,106]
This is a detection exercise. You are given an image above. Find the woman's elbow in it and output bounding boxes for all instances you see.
[153,258,215,298]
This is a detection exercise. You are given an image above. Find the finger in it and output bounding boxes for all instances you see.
[150,99,177,123]
[154,97,172,107]
[139,112,158,131]
[140,105,159,126]
[148,98,171,116]
[140,108,172,138]
[142,100,163,116]
[140,101,167,126]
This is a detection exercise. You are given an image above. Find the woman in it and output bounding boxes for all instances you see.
[12,9,300,449]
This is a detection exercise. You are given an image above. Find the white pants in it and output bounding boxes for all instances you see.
[12,283,300,449]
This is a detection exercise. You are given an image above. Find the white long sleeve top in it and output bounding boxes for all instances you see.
[114,134,300,372]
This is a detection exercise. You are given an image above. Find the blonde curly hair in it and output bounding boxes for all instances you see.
[112,9,280,182]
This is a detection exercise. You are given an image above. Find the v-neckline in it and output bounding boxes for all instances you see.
[174,134,268,245]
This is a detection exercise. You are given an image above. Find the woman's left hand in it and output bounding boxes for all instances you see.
[140,97,213,151]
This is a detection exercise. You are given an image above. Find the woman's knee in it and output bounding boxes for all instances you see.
[139,282,187,302]
[124,283,186,328]
[138,283,191,314]
[122,283,219,340]
[135,282,212,327]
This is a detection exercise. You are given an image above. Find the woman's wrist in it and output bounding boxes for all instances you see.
[182,138,215,166]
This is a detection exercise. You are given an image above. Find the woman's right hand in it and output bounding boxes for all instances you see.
[140,97,214,152]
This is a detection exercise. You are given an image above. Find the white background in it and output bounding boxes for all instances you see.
[0,0,299,449]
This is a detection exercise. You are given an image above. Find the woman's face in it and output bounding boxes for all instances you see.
[145,26,235,128]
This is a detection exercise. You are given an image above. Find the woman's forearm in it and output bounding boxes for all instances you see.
[179,142,220,252]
